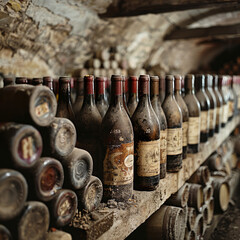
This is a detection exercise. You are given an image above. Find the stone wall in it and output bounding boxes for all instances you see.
[0,0,237,77]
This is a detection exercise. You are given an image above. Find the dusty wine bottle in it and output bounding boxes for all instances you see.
[32,78,43,86]
[132,75,160,190]
[0,225,12,240]
[38,117,76,159]
[127,76,139,117]
[15,77,28,84]
[0,85,57,126]
[205,75,217,137]
[0,169,28,221]
[95,76,109,118]
[48,189,77,227]
[159,75,165,104]
[218,76,228,127]
[122,76,130,116]
[0,122,42,169]
[150,76,167,178]
[14,201,50,240]
[101,75,134,201]
[162,75,182,172]
[73,77,84,116]
[3,77,14,87]
[76,75,102,177]
[195,74,210,142]
[76,176,103,212]
[212,75,223,133]
[184,75,201,153]
[43,76,54,92]
[60,147,93,190]
[56,77,76,124]
[174,75,189,159]
[228,77,234,121]
[26,157,64,202]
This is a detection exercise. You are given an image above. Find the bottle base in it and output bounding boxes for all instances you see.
[187,144,199,154]
[134,175,160,191]
[167,154,182,172]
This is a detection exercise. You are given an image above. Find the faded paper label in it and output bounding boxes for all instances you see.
[200,111,208,132]
[19,136,33,161]
[188,117,200,144]
[35,102,49,117]
[136,139,160,177]
[104,142,134,186]
[216,107,221,125]
[160,130,167,164]
[228,101,233,118]
[167,128,182,155]
[182,121,188,147]
[222,104,228,123]
[209,109,216,129]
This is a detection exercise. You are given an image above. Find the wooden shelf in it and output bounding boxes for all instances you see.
[69,116,240,240]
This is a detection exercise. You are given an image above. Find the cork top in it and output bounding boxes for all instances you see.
[43,76,53,83]
[111,75,122,81]
[59,76,71,83]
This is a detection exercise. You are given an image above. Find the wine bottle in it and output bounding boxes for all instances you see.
[0,169,28,221]
[43,76,54,92]
[32,78,43,86]
[162,75,182,171]
[48,189,77,227]
[205,75,217,137]
[0,122,42,169]
[231,76,238,116]
[95,76,109,118]
[56,77,76,124]
[14,201,49,240]
[26,157,64,202]
[122,76,130,116]
[76,75,102,177]
[150,76,167,178]
[159,75,165,104]
[101,75,134,201]
[127,76,139,117]
[3,77,14,87]
[73,77,84,116]
[0,85,57,126]
[60,147,93,190]
[15,77,28,84]
[195,74,210,142]
[0,225,12,239]
[218,76,228,127]
[76,176,103,212]
[212,75,223,133]
[174,75,189,159]
[132,75,160,190]
[228,77,234,121]
[38,117,76,159]
[184,74,201,153]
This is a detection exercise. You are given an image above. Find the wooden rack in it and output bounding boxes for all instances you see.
[68,116,240,240]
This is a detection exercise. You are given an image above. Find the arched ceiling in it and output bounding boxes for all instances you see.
[0,0,239,77]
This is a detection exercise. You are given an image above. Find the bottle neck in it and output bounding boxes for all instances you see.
[150,80,159,98]
[129,79,138,97]
[76,80,84,98]
[110,80,123,106]
[58,82,72,103]
[139,80,150,99]
[83,80,95,105]
[96,81,106,100]
[166,79,174,96]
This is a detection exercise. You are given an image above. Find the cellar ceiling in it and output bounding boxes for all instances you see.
[0,0,239,77]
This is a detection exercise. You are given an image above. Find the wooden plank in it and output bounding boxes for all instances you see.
[100,0,239,17]
[164,23,240,40]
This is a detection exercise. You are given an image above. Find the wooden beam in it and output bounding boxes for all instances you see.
[100,0,240,18]
[164,23,240,40]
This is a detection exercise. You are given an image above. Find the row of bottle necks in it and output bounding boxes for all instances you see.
[1,73,240,203]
